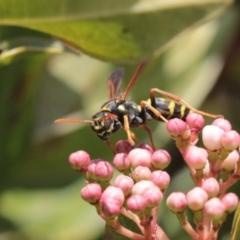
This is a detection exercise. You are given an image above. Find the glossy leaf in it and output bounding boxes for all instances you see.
[0,0,233,63]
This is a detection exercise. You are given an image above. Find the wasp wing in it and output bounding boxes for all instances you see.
[107,68,125,99]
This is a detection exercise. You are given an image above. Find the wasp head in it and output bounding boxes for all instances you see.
[91,112,122,141]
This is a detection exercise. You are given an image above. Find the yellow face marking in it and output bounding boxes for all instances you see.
[106,128,112,133]
[97,131,105,136]
[94,126,102,130]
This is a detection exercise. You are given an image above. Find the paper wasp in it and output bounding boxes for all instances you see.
[55,61,222,153]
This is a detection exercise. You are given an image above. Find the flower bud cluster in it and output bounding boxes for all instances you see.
[68,113,239,240]
[69,142,171,239]
[166,114,239,239]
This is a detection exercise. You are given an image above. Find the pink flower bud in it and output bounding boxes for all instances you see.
[115,140,134,154]
[138,143,154,153]
[150,170,170,191]
[151,150,171,170]
[113,153,130,172]
[126,195,147,214]
[166,119,190,139]
[166,192,187,213]
[128,149,152,169]
[221,150,239,173]
[204,198,226,220]
[184,146,208,170]
[68,150,90,171]
[133,166,151,181]
[88,159,113,182]
[221,130,240,151]
[186,187,208,211]
[101,199,122,218]
[212,119,232,132]
[201,178,219,198]
[142,185,163,208]
[81,183,102,204]
[186,113,205,131]
[131,180,155,196]
[113,175,134,197]
[101,186,125,206]
[202,125,224,151]
[186,113,205,142]
[221,193,239,213]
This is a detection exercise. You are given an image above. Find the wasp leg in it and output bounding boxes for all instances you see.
[150,88,223,119]
[123,115,135,145]
[106,140,116,154]
[130,131,141,144]
[140,124,156,150]
[140,100,168,123]
[139,100,168,149]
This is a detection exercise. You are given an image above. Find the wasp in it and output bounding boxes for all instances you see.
[55,61,222,153]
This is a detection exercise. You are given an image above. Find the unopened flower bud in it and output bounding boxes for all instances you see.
[138,143,154,153]
[101,199,122,218]
[126,195,147,214]
[212,119,232,132]
[166,192,187,213]
[202,125,224,151]
[101,186,125,206]
[221,193,239,213]
[128,149,152,169]
[113,153,130,172]
[184,146,208,170]
[150,170,170,192]
[201,178,219,198]
[133,166,151,181]
[81,183,102,204]
[221,150,239,173]
[131,180,155,196]
[186,113,205,132]
[166,119,191,140]
[68,150,90,171]
[186,187,208,211]
[113,175,134,197]
[100,186,125,218]
[151,150,171,170]
[221,130,240,151]
[88,159,113,182]
[142,185,163,208]
[115,140,134,154]
[204,198,225,220]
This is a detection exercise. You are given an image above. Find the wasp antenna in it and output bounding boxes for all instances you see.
[121,60,149,100]
[54,118,93,124]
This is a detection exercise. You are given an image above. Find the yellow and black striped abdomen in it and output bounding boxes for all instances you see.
[147,98,191,121]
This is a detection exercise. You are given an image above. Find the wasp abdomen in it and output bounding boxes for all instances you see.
[147,98,191,121]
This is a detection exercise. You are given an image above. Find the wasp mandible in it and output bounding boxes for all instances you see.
[55,61,222,153]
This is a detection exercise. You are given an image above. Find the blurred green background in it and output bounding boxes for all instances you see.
[0,1,239,239]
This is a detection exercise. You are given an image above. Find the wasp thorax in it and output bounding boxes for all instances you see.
[91,112,122,140]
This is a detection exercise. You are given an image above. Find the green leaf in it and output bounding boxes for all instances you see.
[0,26,67,65]
[0,0,233,63]
[0,53,50,189]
